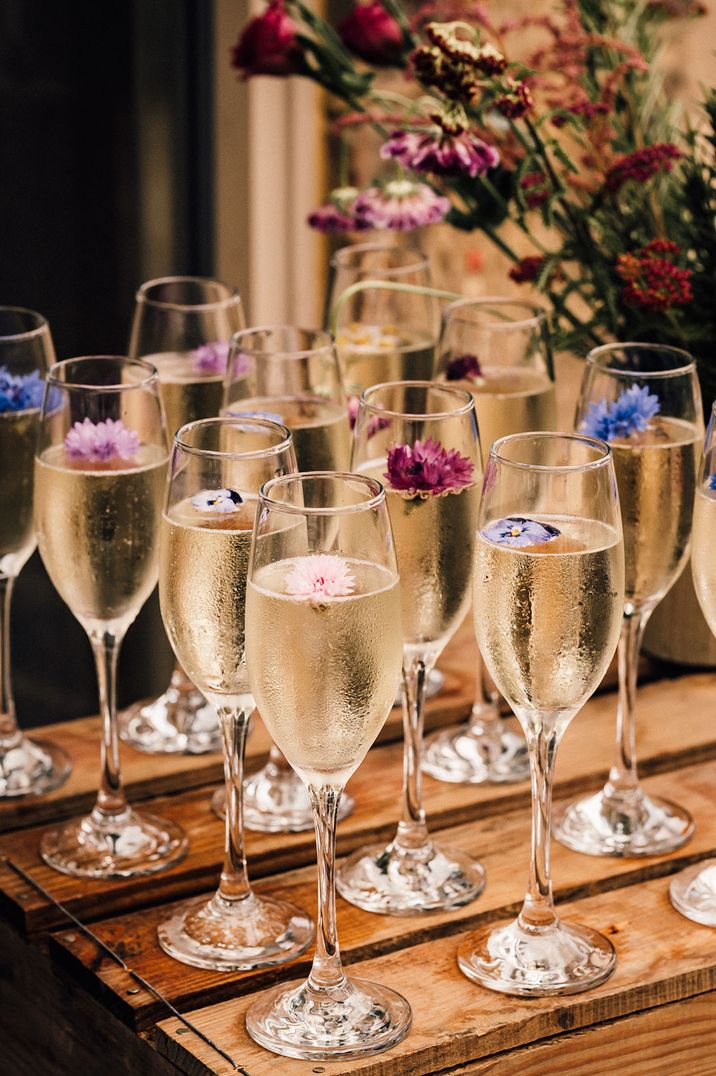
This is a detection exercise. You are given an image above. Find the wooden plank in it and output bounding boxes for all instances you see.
[48,757,716,1031]
[155,877,716,1075]
[448,990,716,1075]
[2,668,715,935]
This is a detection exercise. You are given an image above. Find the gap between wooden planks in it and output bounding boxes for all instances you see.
[1,667,714,934]
[47,757,716,1033]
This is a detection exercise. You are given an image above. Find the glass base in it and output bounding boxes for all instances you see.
[422,723,529,785]
[458,916,617,997]
[245,974,412,1061]
[118,683,221,755]
[669,860,716,927]
[392,666,444,708]
[0,736,71,798]
[553,789,694,858]
[337,838,486,915]
[157,891,314,971]
[40,807,188,879]
[211,776,355,833]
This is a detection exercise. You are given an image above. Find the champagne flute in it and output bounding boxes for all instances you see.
[671,400,716,925]
[554,344,702,857]
[0,307,71,797]
[36,357,186,877]
[337,381,486,914]
[156,417,313,970]
[245,472,411,1060]
[221,326,353,832]
[119,276,245,756]
[459,432,624,995]
[424,297,558,786]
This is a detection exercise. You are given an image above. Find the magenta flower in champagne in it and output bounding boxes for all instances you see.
[285,554,356,606]
[191,341,231,375]
[445,354,482,381]
[483,516,561,547]
[385,437,474,495]
[64,418,141,463]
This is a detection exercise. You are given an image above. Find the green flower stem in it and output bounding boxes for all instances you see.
[329,280,464,338]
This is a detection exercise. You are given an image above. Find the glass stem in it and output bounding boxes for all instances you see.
[519,719,559,931]
[395,654,430,852]
[217,706,253,903]
[267,741,293,775]
[91,631,127,820]
[307,785,346,992]
[466,646,501,742]
[603,608,651,809]
[0,575,20,746]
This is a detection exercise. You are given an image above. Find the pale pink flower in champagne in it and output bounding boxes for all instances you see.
[64,418,141,463]
[285,554,356,607]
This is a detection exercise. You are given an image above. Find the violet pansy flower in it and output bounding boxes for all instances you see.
[191,488,244,513]
[580,385,660,441]
[385,437,474,495]
[285,554,356,607]
[0,367,44,413]
[445,354,482,382]
[64,418,141,463]
[483,517,561,547]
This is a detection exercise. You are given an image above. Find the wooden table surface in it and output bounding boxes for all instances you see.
[1,624,715,1075]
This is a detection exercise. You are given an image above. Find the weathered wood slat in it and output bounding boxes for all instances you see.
[155,877,716,1076]
[2,668,714,934]
[48,758,716,1032]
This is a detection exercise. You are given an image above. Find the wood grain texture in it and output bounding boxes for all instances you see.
[155,877,716,1076]
[1,666,712,935]
[49,758,716,1032]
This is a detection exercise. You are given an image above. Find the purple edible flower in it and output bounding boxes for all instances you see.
[483,516,561,547]
[307,186,371,234]
[445,354,482,381]
[380,128,500,179]
[191,341,231,376]
[0,366,44,413]
[580,384,661,441]
[64,418,141,463]
[385,437,474,495]
[354,180,450,231]
[192,488,244,513]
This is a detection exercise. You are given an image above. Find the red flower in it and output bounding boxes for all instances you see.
[605,143,681,192]
[509,256,545,283]
[616,240,693,311]
[520,172,550,208]
[231,0,300,78]
[338,2,405,67]
[495,78,533,119]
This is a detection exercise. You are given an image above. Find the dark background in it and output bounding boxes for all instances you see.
[1,1,215,724]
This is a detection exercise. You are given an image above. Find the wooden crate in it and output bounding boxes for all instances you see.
[2,626,716,1075]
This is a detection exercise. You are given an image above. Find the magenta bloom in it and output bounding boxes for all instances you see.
[230,0,301,78]
[347,393,360,428]
[285,554,356,607]
[192,341,231,375]
[354,180,450,231]
[380,128,499,178]
[605,143,681,192]
[446,354,482,381]
[385,437,474,495]
[64,418,141,463]
[338,1,405,67]
[308,187,371,234]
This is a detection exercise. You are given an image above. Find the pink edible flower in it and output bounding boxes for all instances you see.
[230,0,301,78]
[307,187,371,234]
[354,179,450,231]
[64,418,141,463]
[285,554,356,606]
[192,341,231,375]
[385,437,474,494]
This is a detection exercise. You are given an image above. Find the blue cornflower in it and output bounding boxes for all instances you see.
[708,471,716,491]
[0,367,44,414]
[483,516,561,548]
[581,384,660,441]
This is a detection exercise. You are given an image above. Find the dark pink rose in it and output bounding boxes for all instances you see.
[231,0,300,78]
[338,2,404,67]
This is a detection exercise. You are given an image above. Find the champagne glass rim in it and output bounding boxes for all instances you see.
[329,241,429,276]
[174,415,293,460]
[231,325,334,358]
[490,430,613,473]
[587,341,696,378]
[0,305,50,341]
[360,379,474,419]
[136,275,241,311]
[46,356,158,392]
[259,470,386,516]
[442,296,548,330]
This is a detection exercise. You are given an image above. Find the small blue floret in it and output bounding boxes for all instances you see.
[0,367,44,414]
[581,384,660,441]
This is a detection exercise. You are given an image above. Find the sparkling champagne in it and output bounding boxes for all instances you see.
[246,557,402,787]
[0,408,39,576]
[147,352,227,436]
[452,368,557,466]
[475,517,623,716]
[34,444,167,633]
[610,417,699,606]
[691,485,716,632]
[336,325,434,396]
[160,495,256,704]
[226,395,351,471]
